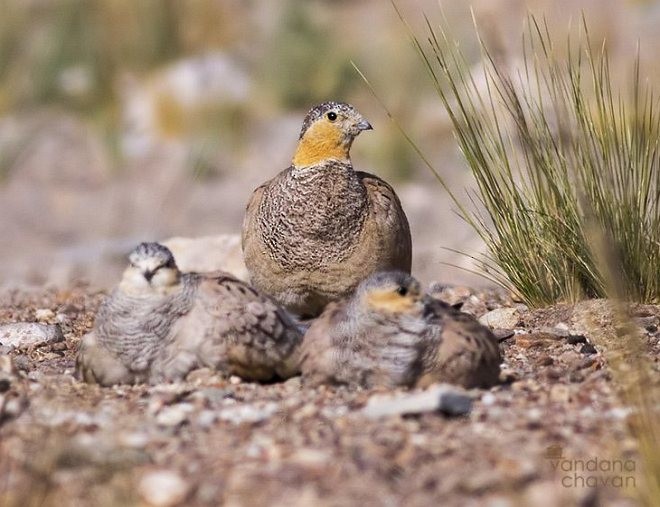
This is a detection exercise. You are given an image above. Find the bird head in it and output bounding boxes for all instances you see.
[292,101,372,168]
[356,271,424,316]
[119,242,181,295]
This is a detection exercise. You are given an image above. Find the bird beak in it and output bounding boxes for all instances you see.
[144,270,155,282]
[356,118,373,131]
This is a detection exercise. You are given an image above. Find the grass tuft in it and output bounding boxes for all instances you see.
[392,7,659,307]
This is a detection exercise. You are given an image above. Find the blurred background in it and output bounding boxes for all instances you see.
[0,0,659,289]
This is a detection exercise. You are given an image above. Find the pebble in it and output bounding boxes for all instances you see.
[218,402,279,424]
[156,403,195,427]
[492,329,515,342]
[537,354,554,366]
[523,481,566,507]
[197,410,217,428]
[0,323,64,349]
[478,308,521,329]
[138,470,189,507]
[549,384,571,403]
[35,309,55,322]
[566,334,587,345]
[481,393,497,406]
[579,343,597,355]
[118,431,151,449]
[362,384,472,419]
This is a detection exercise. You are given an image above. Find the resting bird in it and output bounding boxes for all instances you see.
[298,271,501,389]
[76,242,302,386]
[242,101,412,318]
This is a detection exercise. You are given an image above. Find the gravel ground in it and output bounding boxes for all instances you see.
[0,285,657,507]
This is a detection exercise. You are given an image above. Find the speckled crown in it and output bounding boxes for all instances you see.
[129,242,176,267]
[356,271,418,295]
[298,101,359,139]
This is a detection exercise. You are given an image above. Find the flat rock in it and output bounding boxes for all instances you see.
[0,323,64,349]
[163,234,248,281]
[478,308,522,329]
[138,470,190,507]
[362,384,472,419]
[218,402,279,424]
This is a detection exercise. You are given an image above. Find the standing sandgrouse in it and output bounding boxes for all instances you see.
[298,271,501,389]
[242,102,412,318]
[76,242,302,386]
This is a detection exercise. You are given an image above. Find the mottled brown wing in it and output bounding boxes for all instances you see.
[358,171,412,273]
[241,180,268,254]
[418,299,501,388]
[193,273,303,381]
[298,301,356,386]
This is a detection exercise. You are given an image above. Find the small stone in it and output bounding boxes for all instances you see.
[478,308,521,329]
[362,384,472,419]
[558,350,582,367]
[218,402,279,424]
[290,448,329,467]
[579,343,597,355]
[549,384,571,403]
[138,470,189,507]
[606,407,632,420]
[185,368,216,384]
[229,375,242,385]
[577,357,596,370]
[35,309,55,322]
[499,367,519,383]
[156,404,194,427]
[0,323,64,350]
[526,408,543,428]
[515,336,546,349]
[634,316,658,331]
[537,355,554,366]
[12,355,29,372]
[197,410,217,428]
[481,392,497,406]
[566,334,587,345]
[461,469,501,493]
[195,388,230,406]
[118,431,150,449]
[492,329,515,342]
[524,481,566,507]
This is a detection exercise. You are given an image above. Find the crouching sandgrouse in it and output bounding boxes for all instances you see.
[298,271,502,389]
[76,242,302,386]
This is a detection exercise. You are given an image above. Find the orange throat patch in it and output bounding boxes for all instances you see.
[293,121,351,167]
[364,289,420,315]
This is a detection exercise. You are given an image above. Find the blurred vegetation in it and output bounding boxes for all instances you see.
[0,0,386,174]
[261,0,360,109]
[400,11,659,306]
[389,11,660,505]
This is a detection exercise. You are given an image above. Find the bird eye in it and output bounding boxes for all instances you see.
[396,286,408,297]
[327,111,337,121]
